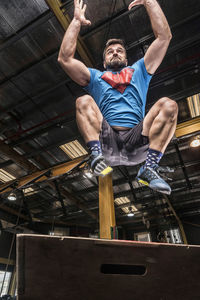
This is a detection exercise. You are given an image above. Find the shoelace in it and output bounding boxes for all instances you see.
[93,159,108,174]
[143,167,160,181]
[90,154,109,175]
[154,165,174,181]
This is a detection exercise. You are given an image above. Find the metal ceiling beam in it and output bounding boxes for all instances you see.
[20,116,200,161]
[8,116,76,148]
[117,166,138,203]
[150,59,200,92]
[0,204,91,230]
[0,11,53,53]
[175,116,200,137]
[45,0,94,67]
[0,140,37,173]
[54,184,98,220]
[0,151,97,220]
[80,175,200,209]
[126,11,200,52]
[87,187,200,213]
[0,257,15,266]
[0,155,88,194]
[0,160,13,168]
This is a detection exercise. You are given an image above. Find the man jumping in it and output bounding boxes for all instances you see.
[58,0,178,195]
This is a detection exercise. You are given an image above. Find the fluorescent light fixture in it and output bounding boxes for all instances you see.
[187,93,200,118]
[0,169,16,183]
[115,196,138,214]
[122,205,138,214]
[60,140,88,159]
[23,187,35,195]
[190,135,200,148]
[115,196,130,205]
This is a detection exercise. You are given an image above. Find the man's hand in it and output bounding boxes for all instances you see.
[128,0,145,10]
[74,0,91,26]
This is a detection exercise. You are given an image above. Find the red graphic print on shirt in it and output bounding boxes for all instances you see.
[101,68,134,93]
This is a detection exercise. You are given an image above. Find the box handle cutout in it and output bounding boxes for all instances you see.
[101,264,146,275]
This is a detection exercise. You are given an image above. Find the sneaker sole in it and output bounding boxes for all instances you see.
[137,177,171,195]
[137,178,149,186]
[100,166,113,177]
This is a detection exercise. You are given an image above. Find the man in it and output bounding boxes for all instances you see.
[58,0,178,195]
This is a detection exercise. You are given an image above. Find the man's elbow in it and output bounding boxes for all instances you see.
[168,30,172,41]
[57,53,65,66]
[159,31,172,43]
[164,26,172,41]
[57,49,70,65]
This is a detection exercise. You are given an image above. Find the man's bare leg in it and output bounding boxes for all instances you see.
[137,97,178,195]
[76,95,103,143]
[143,97,178,152]
[76,95,112,176]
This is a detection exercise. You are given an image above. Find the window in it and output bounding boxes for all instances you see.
[0,271,12,296]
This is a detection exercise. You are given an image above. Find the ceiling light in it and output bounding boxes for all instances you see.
[23,187,35,195]
[83,171,93,179]
[0,169,16,183]
[7,192,17,201]
[60,140,88,159]
[115,196,130,205]
[190,135,200,148]
[127,212,134,217]
[115,197,138,214]
[127,207,135,217]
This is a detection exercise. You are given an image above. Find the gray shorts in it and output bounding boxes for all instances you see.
[99,119,149,167]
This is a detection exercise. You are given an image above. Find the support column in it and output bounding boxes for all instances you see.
[163,195,188,244]
[9,267,16,297]
[99,173,116,239]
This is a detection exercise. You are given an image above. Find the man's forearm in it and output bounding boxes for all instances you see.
[58,18,81,62]
[144,0,172,40]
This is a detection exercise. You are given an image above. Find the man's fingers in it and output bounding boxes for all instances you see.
[86,20,91,26]
[74,0,79,7]
[128,0,143,10]
[80,0,83,9]
[83,3,87,13]
[128,2,137,10]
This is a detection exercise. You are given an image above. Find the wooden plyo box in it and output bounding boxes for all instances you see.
[17,234,200,300]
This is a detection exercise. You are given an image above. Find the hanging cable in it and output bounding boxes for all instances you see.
[103,0,117,46]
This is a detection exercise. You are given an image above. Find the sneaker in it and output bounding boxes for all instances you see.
[136,164,171,195]
[90,155,113,177]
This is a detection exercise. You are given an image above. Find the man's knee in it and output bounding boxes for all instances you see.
[157,97,178,118]
[76,95,94,111]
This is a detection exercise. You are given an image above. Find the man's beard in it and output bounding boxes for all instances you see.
[106,58,127,70]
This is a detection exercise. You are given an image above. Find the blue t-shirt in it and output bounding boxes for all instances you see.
[84,58,152,128]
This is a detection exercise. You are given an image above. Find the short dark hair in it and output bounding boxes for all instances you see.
[103,39,126,60]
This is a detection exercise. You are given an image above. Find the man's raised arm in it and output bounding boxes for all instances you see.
[58,0,91,86]
[129,0,172,75]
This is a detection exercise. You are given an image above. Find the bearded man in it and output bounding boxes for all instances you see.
[58,0,178,195]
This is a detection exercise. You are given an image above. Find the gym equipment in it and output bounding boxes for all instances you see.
[17,234,200,299]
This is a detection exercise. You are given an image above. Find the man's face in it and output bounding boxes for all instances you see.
[104,44,128,70]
